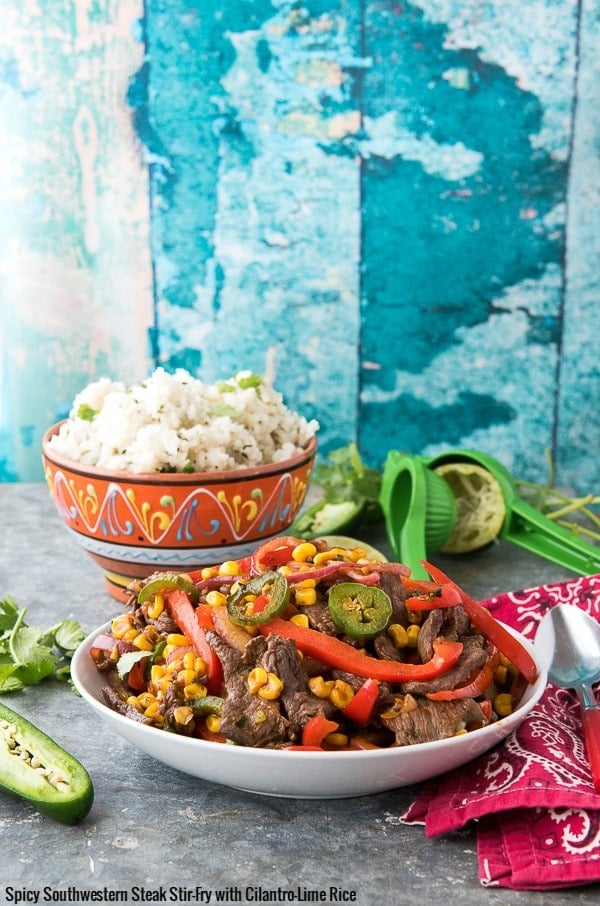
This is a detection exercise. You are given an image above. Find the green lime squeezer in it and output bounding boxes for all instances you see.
[380,448,600,579]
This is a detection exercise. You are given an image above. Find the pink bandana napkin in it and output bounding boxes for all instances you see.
[400,573,600,890]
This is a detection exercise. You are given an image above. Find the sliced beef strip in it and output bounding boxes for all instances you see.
[402,634,488,695]
[381,696,485,746]
[146,609,181,635]
[442,604,471,640]
[206,632,290,747]
[284,691,336,738]
[417,608,444,662]
[260,633,305,695]
[376,572,409,625]
[372,632,403,661]
[259,633,335,738]
[297,598,338,635]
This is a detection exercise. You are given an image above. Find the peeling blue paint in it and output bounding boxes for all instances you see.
[0,0,597,496]
[359,2,567,473]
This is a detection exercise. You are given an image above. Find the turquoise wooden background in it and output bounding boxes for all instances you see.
[1,1,598,492]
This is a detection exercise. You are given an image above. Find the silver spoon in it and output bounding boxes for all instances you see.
[536,604,600,792]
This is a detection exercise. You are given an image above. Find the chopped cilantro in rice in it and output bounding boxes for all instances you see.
[48,369,318,474]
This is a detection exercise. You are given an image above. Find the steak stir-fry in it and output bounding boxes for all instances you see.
[90,537,538,751]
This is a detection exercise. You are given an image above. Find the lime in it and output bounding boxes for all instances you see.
[317,535,388,562]
[290,500,363,539]
[433,462,506,553]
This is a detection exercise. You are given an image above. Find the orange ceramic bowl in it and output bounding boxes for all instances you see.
[42,422,316,601]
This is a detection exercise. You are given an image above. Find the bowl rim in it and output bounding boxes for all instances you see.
[42,421,317,484]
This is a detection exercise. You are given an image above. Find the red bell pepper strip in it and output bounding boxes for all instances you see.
[421,561,539,685]
[400,576,446,595]
[404,582,462,611]
[426,650,500,701]
[251,536,299,573]
[342,678,379,725]
[166,590,223,694]
[258,617,463,684]
[301,715,339,748]
[126,658,149,691]
[195,603,216,631]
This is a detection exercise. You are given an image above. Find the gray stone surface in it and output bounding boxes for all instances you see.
[0,484,597,903]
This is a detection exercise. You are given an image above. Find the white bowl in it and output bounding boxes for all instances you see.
[71,622,547,799]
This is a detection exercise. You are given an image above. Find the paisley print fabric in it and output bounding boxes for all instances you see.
[401,573,600,889]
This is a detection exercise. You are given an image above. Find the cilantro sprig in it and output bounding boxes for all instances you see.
[291,443,384,537]
[0,597,86,692]
[312,443,383,524]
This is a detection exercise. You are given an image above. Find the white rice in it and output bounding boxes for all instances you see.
[48,368,319,474]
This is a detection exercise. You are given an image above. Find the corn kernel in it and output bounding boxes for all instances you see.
[205,590,227,607]
[177,669,198,687]
[348,548,367,562]
[381,694,418,719]
[166,633,188,647]
[205,715,221,733]
[136,692,156,709]
[295,578,317,588]
[454,728,468,737]
[258,673,284,700]
[247,666,269,694]
[324,732,349,748]
[182,651,197,671]
[219,560,241,576]
[194,657,206,674]
[313,548,345,566]
[494,693,513,717]
[133,633,155,651]
[144,702,162,720]
[150,664,167,686]
[494,664,508,686]
[290,614,310,628]
[201,567,218,580]
[111,614,135,639]
[173,706,195,727]
[159,677,173,695]
[388,623,408,648]
[294,587,317,606]
[184,682,207,701]
[292,542,317,562]
[406,625,420,647]
[329,680,354,710]
[122,627,140,642]
[146,594,164,620]
[309,676,335,699]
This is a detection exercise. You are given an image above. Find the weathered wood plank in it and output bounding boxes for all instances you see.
[0,0,153,480]
[557,0,600,492]
[137,1,364,452]
[359,0,576,487]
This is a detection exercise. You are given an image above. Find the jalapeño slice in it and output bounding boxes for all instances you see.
[328,582,392,640]
[137,573,199,605]
[227,571,290,627]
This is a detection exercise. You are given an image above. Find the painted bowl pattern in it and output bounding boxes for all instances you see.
[42,422,315,599]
